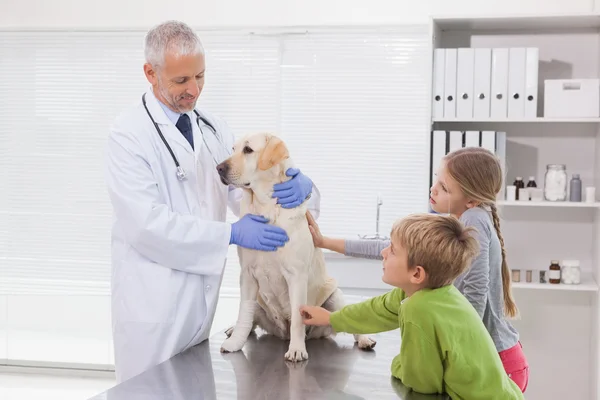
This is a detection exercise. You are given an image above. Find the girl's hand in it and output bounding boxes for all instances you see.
[306,211,325,248]
[299,305,331,326]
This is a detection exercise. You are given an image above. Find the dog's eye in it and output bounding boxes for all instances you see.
[243,146,253,154]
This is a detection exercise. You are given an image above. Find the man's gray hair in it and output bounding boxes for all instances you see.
[144,20,205,68]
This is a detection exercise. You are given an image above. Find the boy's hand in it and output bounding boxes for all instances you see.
[306,211,324,248]
[300,305,331,326]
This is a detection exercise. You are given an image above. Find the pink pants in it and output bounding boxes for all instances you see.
[499,341,529,393]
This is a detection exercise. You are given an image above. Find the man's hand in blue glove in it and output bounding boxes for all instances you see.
[230,214,289,252]
[272,168,313,209]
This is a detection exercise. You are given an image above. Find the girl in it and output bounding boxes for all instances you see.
[307,147,529,392]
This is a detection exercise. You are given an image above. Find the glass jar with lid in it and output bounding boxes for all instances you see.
[544,164,568,201]
[561,260,581,285]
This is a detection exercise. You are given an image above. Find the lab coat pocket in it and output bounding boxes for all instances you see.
[115,247,175,324]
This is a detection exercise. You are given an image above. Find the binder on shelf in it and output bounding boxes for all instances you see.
[432,48,445,119]
[444,49,458,119]
[508,47,527,119]
[430,130,507,199]
[465,131,480,148]
[457,48,475,119]
[481,130,496,153]
[525,47,539,118]
[491,48,509,119]
[473,48,492,119]
[495,131,507,200]
[449,130,463,152]
[431,130,447,185]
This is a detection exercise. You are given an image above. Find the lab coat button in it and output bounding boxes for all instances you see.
[205,285,211,291]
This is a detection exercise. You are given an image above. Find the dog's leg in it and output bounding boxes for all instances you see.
[322,289,377,350]
[284,272,309,362]
[224,320,257,338]
[221,269,259,353]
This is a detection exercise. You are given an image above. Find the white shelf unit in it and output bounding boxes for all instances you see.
[430,14,600,400]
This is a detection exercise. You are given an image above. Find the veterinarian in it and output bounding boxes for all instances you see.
[104,20,320,383]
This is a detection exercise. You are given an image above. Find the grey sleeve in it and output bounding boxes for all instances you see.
[344,239,390,260]
[457,212,491,318]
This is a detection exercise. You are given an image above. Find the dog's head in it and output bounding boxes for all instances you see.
[216,132,290,190]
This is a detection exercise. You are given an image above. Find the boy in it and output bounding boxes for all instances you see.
[300,214,524,399]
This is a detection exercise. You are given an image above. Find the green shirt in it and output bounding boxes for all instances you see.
[330,285,524,400]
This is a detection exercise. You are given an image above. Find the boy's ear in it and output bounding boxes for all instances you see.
[410,265,427,285]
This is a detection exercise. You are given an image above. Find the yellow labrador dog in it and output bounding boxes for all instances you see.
[216,132,375,362]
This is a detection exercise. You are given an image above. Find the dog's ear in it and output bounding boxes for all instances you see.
[258,136,289,171]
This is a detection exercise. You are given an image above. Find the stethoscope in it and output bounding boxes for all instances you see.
[142,93,231,181]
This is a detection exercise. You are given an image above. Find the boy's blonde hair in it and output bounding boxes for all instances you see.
[391,213,479,289]
[444,147,518,318]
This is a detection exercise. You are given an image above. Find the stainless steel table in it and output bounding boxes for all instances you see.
[89,329,449,400]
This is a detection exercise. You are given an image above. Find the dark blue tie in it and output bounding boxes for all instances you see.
[176,114,194,150]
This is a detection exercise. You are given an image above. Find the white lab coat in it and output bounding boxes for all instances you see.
[105,88,320,383]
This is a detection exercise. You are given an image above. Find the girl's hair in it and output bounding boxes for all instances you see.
[444,147,518,318]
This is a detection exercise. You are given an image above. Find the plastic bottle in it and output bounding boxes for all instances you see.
[569,174,582,202]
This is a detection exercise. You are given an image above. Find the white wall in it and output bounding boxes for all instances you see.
[0,0,595,29]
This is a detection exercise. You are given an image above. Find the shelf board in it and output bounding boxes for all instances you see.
[497,200,600,208]
[512,273,598,292]
[432,14,600,32]
[432,117,600,123]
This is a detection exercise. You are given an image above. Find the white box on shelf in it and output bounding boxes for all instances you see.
[544,79,600,118]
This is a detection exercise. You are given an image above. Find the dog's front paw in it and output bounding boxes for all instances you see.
[224,326,234,338]
[285,345,308,362]
[356,335,377,350]
[220,337,246,353]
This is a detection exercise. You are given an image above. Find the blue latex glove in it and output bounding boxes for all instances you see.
[230,214,289,251]
[272,168,313,209]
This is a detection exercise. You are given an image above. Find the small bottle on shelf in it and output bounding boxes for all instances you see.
[511,269,521,282]
[513,177,525,200]
[549,260,561,284]
[569,174,582,202]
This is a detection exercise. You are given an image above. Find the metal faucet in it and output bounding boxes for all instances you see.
[359,194,389,240]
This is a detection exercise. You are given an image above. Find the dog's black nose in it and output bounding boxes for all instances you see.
[216,162,229,177]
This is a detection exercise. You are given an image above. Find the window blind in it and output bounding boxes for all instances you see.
[279,27,431,239]
[198,32,281,292]
[0,31,147,296]
[0,31,282,295]
[0,26,430,296]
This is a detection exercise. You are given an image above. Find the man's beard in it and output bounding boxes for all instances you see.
[157,78,197,113]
